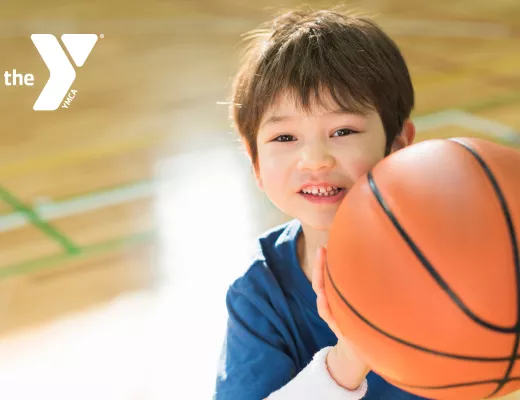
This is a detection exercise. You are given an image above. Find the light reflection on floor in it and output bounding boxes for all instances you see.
[0,146,286,400]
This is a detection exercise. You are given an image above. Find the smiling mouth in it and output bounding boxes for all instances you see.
[299,186,344,197]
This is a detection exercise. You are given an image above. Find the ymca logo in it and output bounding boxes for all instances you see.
[3,34,99,111]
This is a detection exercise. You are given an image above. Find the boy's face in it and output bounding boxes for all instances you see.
[254,90,414,231]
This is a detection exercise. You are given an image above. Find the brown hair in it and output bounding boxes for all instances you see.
[230,8,415,166]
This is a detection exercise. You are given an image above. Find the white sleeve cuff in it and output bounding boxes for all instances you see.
[267,346,368,399]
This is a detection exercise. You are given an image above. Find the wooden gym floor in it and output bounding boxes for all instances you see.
[0,0,519,398]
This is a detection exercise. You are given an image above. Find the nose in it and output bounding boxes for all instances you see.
[297,142,336,171]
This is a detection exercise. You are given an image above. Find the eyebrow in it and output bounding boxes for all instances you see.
[260,108,368,129]
[260,115,293,128]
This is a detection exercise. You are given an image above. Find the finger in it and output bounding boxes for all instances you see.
[314,248,344,337]
[317,292,342,336]
[312,246,325,293]
[314,247,329,317]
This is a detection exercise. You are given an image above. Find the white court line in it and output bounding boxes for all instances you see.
[415,109,520,142]
[413,109,469,131]
[0,212,28,232]
[35,181,156,221]
[453,111,520,142]
[0,182,154,232]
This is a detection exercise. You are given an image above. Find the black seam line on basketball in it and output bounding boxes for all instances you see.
[325,262,519,361]
[447,139,520,398]
[367,170,517,333]
[380,375,519,391]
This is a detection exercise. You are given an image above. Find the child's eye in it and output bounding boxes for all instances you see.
[273,134,296,142]
[332,128,357,137]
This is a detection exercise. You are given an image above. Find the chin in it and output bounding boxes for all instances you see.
[299,214,335,232]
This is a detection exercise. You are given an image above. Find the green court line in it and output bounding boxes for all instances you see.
[0,186,80,254]
[0,230,156,280]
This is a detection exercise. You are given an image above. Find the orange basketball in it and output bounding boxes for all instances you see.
[325,138,520,399]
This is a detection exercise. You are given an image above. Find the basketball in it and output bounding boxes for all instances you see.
[325,138,520,399]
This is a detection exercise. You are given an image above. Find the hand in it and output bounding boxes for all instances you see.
[312,246,370,391]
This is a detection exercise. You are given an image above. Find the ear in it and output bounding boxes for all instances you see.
[242,139,264,191]
[253,163,264,191]
[241,138,264,191]
[391,120,416,153]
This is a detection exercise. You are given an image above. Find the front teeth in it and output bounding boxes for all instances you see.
[302,186,340,196]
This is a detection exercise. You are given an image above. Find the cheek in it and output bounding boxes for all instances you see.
[351,158,381,179]
[259,166,280,191]
[346,137,386,179]
[257,153,290,193]
[344,147,385,180]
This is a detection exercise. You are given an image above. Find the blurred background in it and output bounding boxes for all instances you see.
[0,0,519,398]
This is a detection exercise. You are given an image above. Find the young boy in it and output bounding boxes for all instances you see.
[214,8,425,399]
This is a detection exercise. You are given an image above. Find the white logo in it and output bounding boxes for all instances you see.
[30,34,98,111]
